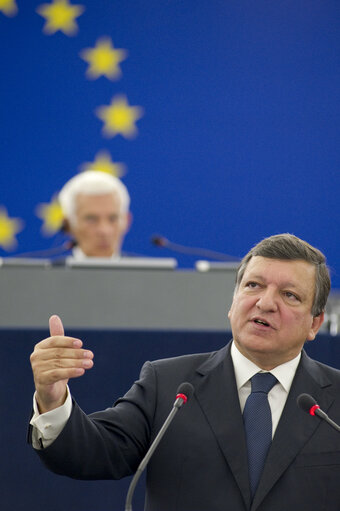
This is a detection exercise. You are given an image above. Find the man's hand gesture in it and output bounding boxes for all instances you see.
[30,315,94,413]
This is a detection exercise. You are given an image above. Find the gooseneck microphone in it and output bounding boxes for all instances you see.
[151,234,239,262]
[124,382,195,511]
[13,240,76,258]
[297,393,340,432]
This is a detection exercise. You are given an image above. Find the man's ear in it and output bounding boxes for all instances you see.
[124,211,133,233]
[306,311,325,341]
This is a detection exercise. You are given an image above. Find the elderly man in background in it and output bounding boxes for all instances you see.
[59,171,131,259]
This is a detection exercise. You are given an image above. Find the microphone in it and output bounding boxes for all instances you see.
[151,234,239,262]
[297,393,340,432]
[124,382,195,511]
[9,240,76,259]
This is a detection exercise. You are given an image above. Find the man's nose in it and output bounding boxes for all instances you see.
[97,221,115,234]
[256,288,278,312]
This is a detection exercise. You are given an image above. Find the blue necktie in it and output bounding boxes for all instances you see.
[243,372,278,497]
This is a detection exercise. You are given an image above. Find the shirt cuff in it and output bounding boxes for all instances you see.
[30,386,72,449]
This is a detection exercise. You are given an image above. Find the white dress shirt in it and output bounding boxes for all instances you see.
[30,387,72,449]
[231,342,301,437]
[72,246,121,260]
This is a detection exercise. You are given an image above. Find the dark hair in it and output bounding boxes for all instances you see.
[235,233,330,316]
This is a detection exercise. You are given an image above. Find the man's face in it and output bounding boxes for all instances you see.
[70,193,130,257]
[228,256,324,370]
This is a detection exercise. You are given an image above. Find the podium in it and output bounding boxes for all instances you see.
[0,258,238,329]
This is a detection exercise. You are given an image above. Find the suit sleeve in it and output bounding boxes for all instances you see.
[34,361,158,480]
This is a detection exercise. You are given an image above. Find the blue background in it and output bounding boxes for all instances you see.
[0,0,339,285]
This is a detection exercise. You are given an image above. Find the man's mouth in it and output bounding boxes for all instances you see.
[253,318,271,327]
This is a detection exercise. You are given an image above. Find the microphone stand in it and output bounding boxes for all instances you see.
[125,405,180,511]
[125,384,194,511]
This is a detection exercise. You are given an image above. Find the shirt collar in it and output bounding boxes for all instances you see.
[72,246,121,260]
[231,341,301,393]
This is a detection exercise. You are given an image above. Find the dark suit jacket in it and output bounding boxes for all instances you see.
[32,342,340,511]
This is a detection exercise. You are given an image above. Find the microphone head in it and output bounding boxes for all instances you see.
[176,382,195,402]
[150,234,168,247]
[297,393,318,415]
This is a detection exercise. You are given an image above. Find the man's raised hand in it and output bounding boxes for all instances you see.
[30,315,94,413]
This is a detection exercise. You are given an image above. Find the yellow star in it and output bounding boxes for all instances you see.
[80,37,128,81]
[0,0,18,17]
[36,195,64,235]
[36,0,85,36]
[0,207,23,250]
[96,95,144,139]
[80,150,126,177]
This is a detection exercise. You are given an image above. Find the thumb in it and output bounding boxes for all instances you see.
[49,314,65,337]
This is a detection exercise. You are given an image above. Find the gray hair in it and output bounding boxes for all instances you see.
[235,233,330,317]
[58,171,130,226]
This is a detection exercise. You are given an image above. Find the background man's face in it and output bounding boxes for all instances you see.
[71,193,129,257]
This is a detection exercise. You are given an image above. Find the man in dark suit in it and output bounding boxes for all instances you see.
[29,233,340,510]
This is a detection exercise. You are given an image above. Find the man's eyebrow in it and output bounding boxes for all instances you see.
[242,273,265,282]
[281,281,301,289]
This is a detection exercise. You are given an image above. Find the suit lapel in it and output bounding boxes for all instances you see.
[193,342,252,510]
[251,350,335,511]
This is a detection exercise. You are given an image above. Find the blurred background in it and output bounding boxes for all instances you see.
[0,0,339,284]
